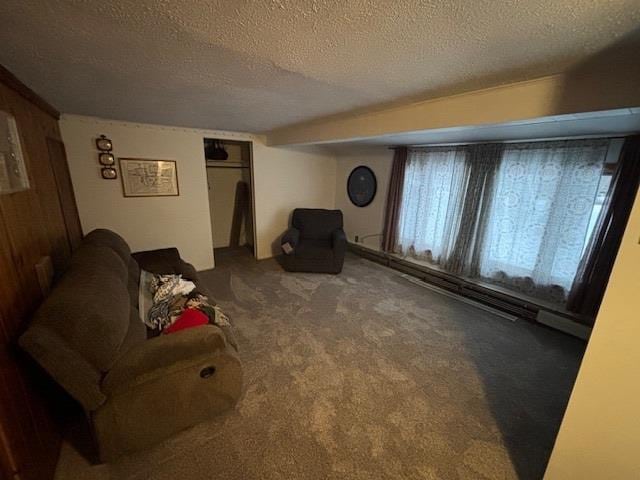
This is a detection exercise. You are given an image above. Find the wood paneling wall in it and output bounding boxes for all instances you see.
[0,66,82,480]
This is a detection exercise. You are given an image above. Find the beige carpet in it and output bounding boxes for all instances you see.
[55,252,584,480]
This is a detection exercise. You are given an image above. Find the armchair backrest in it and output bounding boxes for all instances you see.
[292,209,343,240]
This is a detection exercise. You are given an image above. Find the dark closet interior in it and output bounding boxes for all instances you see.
[203,138,255,259]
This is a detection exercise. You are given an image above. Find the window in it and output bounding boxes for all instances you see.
[478,140,610,301]
[396,139,612,305]
[397,147,468,264]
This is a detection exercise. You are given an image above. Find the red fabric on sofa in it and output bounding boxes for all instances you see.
[163,308,208,334]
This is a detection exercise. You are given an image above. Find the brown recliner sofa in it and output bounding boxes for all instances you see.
[19,229,242,461]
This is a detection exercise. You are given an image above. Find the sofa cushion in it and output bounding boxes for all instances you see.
[71,244,128,280]
[83,229,132,265]
[295,239,334,261]
[31,246,131,372]
[127,260,141,308]
[116,307,148,358]
[82,230,140,307]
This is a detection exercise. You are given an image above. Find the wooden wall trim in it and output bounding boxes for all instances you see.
[0,64,60,119]
[0,68,74,480]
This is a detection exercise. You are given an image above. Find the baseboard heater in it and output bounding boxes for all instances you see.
[536,310,591,340]
[348,242,591,340]
[400,273,519,322]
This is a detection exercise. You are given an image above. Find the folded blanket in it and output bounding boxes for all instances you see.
[146,274,196,330]
[141,272,231,333]
[182,292,231,329]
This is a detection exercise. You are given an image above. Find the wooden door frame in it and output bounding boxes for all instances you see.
[205,138,257,260]
[248,141,257,258]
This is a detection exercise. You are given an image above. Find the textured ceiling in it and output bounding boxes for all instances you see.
[1,0,639,133]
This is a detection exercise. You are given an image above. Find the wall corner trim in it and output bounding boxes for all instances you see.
[0,64,60,119]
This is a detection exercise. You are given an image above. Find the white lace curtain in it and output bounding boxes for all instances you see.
[396,139,610,303]
[397,147,468,264]
[479,140,609,296]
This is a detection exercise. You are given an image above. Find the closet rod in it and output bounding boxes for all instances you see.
[205,165,249,169]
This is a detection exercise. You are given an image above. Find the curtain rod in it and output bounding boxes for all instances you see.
[388,134,628,149]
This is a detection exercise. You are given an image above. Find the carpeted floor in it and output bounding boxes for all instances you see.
[55,251,585,480]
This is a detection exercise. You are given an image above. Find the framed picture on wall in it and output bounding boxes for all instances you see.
[119,158,179,197]
[0,110,30,194]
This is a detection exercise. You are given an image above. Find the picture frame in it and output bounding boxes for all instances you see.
[119,158,179,197]
[0,110,30,194]
[347,165,377,207]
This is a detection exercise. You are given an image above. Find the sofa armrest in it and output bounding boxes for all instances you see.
[94,324,243,460]
[178,260,198,282]
[19,325,106,411]
[102,325,229,395]
[132,247,197,280]
[332,228,347,255]
[281,227,300,252]
[132,247,184,275]
[133,247,204,291]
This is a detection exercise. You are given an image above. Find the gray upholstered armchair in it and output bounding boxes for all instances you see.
[281,209,346,274]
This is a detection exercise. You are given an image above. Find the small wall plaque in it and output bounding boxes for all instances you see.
[101,167,118,179]
[99,152,115,166]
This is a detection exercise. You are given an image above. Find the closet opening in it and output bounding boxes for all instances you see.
[203,138,256,263]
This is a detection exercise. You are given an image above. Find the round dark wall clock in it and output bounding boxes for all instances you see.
[347,165,377,207]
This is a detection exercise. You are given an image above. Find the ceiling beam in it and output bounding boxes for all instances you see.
[267,66,640,146]
[0,64,60,119]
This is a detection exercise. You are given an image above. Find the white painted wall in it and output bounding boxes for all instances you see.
[60,115,336,269]
[252,143,337,257]
[333,146,393,250]
[545,188,640,479]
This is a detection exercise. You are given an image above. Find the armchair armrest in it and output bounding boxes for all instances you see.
[332,228,347,254]
[281,227,300,253]
[102,325,230,395]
